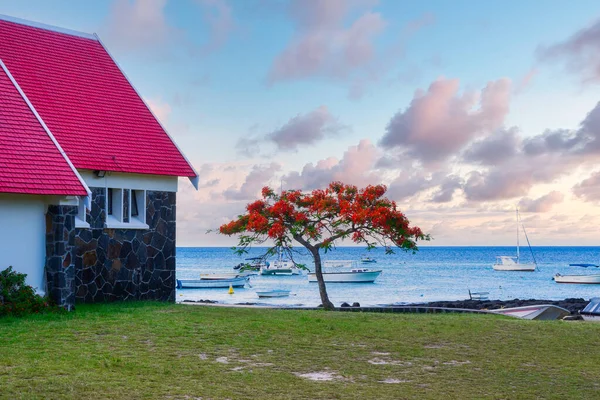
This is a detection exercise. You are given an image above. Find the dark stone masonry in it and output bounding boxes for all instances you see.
[45,205,78,310]
[45,187,177,307]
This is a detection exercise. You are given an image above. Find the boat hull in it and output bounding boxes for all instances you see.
[554,274,600,284]
[256,290,291,298]
[492,263,536,271]
[581,313,600,322]
[489,305,570,320]
[308,270,382,283]
[177,277,248,289]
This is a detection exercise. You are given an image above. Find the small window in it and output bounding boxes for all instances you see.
[107,188,113,215]
[123,189,130,223]
[75,196,90,228]
[131,190,139,217]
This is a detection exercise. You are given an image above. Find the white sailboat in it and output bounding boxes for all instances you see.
[493,209,537,271]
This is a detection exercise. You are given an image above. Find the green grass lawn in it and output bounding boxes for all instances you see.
[1,302,599,400]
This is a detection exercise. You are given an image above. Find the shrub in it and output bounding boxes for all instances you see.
[0,266,57,317]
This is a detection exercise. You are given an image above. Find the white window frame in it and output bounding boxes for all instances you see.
[105,187,148,229]
[74,196,90,228]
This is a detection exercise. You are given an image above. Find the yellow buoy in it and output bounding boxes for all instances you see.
[228,284,234,295]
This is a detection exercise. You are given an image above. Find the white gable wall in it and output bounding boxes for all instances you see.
[0,194,47,294]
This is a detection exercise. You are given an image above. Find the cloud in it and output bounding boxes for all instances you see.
[236,106,347,154]
[462,127,520,166]
[267,106,346,150]
[223,163,281,200]
[283,139,380,190]
[268,0,385,82]
[573,172,600,202]
[146,97,172,124]
[537,18,600,84]
[514,68,538,94]
[104,0,234,55]
[518,191,564,212]
[379,78,511,164]
[105,0,172,51]
[193,0,235,56]
[430,175,463,203]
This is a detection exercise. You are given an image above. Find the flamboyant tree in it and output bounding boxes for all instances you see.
[219,181,429,310]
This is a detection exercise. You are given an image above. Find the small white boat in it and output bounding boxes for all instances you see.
[553,273,600,284]
[177,277,249,289]
[488,305,570,320]
[581,298,600,322]
[256,289,291,298]
[493,209,537,271]
[308,268,382,283]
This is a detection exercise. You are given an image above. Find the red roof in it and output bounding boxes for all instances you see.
[0,18,197,178]
[0,63,88,196]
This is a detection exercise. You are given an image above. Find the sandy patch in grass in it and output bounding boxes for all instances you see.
[442,360,471,366]
[379,378,412,384]
[215,357,229,364]
[368,358,413,366]
[294,371,343,381]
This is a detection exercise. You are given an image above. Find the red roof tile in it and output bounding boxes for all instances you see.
[0,63,88,196]
[0,18,197,178]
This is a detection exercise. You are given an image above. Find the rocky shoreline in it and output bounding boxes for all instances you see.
[183,297,591,314]
[409,298,589,314]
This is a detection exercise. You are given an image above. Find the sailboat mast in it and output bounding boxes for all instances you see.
[516,208,520,262]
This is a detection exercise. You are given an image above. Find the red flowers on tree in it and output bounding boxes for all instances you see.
[220,181,429,310]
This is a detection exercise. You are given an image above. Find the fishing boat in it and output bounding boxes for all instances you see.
[553,273,600,284]
[255,289,291,298]
[234,257,268,271]
[260,248,302,276]
[360,256,377,263]
[176,277,249,289]
[581,298,600,321]
[308,268,382,283]
[493,208,537,271]
[488,304,569,320]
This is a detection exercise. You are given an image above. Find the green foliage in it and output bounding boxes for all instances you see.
[0,266,57,317]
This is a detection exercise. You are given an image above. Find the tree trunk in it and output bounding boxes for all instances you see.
[311,248,335,311]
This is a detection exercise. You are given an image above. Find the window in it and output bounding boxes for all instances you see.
[74,196,90,228]
[107,188,113,215]
[104,187,147,229]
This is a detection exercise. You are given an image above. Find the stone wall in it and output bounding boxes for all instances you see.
[45,205,78,310]
[73,188,177,303]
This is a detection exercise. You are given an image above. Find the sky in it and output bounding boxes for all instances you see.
[2,0,600,247]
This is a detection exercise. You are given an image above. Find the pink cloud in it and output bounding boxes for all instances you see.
[268,0,386,82]
[573,172,600,202]
[380,78,511,164]
[284,139,380,190]
[518,191,564,213]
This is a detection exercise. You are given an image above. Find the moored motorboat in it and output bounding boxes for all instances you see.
[553,273,600,284]
[308,268,382,283]
[260,248,302,275]
[177,277,249,289]
[581,298,600,322]
[256,289,291,298]
[488,304,570,320]
[234,257,268,271]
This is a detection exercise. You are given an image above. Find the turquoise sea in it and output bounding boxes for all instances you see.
[176,247,600,307]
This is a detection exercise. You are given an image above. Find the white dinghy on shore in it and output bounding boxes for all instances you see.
[581,298,600,322]
[488,304,570,320]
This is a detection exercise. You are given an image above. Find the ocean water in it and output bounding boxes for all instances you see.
[176,247,600,307]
